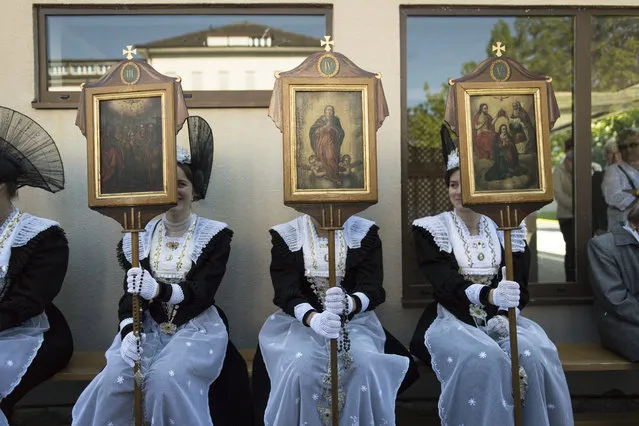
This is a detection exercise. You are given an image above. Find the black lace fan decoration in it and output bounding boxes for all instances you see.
[0,106,64,192]
[186,116,214,200]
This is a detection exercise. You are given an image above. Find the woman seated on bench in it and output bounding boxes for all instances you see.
[409,126,573,426]
[0,110,72,425]
[73,123,252,426]
[253,212,416,426]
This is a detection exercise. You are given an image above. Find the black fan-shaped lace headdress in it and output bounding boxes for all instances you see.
[184,116,214,200]
[0,106,64,192]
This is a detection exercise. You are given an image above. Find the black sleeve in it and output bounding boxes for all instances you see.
[0,227,69,331]
[160,228,233,326]
[269,230,308,317]
[349,225,385,312]
[412,225,489,317]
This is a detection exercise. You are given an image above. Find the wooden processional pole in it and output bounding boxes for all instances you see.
[499,206,522,426]
[322,204,341,426]
[123,209,144,426]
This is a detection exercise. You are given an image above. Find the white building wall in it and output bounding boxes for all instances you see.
[149,55,310,91]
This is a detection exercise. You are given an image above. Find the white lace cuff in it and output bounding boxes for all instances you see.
[168,284,185,305]
[294,303,314,323]
[353,292,370,312]
[465,284,486,305]
[119,317,133,331]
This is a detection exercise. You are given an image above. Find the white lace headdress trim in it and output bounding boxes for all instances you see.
[122,215,227,264]
[447,148,460,171]
[177,145,191,164]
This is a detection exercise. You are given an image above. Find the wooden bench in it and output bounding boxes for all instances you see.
[48,343,638,426]
[51,349,256,381]
[557,343,639,372]
[53,343,636,381]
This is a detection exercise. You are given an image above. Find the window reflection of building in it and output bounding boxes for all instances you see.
[47,21,318,92]
[48,59,120,91]
[136,22,318,91]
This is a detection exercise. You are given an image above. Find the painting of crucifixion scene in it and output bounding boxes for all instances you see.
[469,94,541,192]
[294,90,366,191]
[98,96,164,195]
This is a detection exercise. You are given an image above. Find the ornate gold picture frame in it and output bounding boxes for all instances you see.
[281,77,378,204]
[83,81,177,208]
[454,80,553,206]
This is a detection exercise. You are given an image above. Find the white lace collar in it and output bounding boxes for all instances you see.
[301,215,347,278]
[122,215,227,265]
[444,211,501,280]
[413,211,527,255]
[0,209,58,281]
[271,214,375,278]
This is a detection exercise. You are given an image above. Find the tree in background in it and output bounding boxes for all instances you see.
[408,16,639,166]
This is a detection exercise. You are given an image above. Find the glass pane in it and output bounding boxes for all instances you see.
[405,15,574,284]
[591,16,639,233]
[46,13,327,92]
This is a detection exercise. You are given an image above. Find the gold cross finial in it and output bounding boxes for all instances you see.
[122,45,137,60]
[320,36,335,52]
[492,41,506,57]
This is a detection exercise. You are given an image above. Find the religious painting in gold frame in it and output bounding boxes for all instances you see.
[84,81,177,208]
[281,77,378,204]
[454,80,553,206]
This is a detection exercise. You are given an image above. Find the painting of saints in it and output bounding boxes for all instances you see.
[484,124,524,181]
[509,100,536,154]
[309,105,345,185]
[100,124,123,194]
[98,97,164,194]
[472,103,496,159]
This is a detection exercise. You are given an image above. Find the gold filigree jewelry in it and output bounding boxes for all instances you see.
[306,216,345,273]
[152,217,197,273]
[166,241,179,250]
[451,212,497,269]
[0,210,23,252]
[160,301,180,334]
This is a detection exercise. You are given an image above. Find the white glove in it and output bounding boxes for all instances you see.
[324,287,354,316]
[309,311,341,339]
[491,267,520,308]
[126,267,159,301]
[120,332,145,367]
[486,315,510,340]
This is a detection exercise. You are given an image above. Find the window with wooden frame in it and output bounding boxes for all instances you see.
[33,4,332,109]
[401,6,639,307]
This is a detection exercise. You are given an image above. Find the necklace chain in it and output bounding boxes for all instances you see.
[306,216,345,275]
[152,216,197,274]
[451,212,497,269]
[0,210,22,253]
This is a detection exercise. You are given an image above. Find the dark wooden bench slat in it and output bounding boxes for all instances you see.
[52,343,637,382]
[557,343,639,372]
[52,349,256,381]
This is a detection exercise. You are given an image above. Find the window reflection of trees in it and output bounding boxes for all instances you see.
[404,14,638,298]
